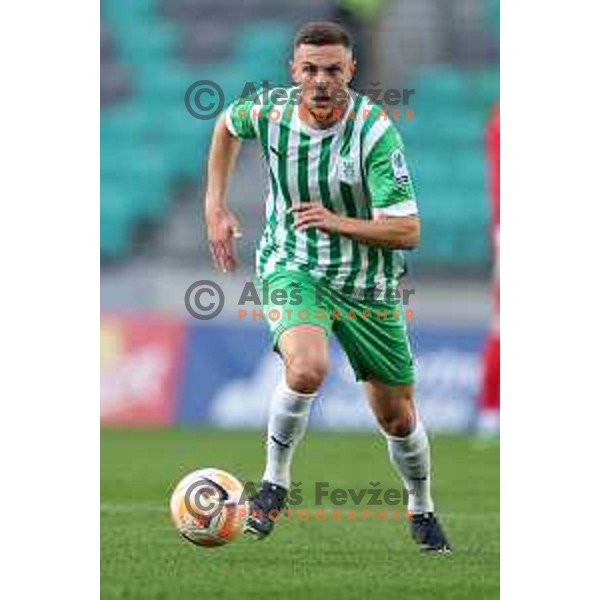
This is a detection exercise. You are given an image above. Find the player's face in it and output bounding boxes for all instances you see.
[291,44,355,120]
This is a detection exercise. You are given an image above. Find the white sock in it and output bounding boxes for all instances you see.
[262,379,316,489]
[386,420,434,514]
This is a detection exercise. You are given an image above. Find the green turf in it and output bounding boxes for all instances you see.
[101,429,499,599]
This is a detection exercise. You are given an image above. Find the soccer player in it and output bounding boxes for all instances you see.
[204,21,451,553]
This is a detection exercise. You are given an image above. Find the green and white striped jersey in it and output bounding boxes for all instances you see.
[224,88,418,301]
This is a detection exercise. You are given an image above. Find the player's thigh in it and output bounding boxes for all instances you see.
[363,379,416,437]
[261,270,332,392]
[334,301,415,387]
[279,324,330,392]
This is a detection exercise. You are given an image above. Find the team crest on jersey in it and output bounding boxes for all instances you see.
[390,149,409,186]
[339,158,356,183]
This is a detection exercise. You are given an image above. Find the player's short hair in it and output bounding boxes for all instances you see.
[293,21,353,51]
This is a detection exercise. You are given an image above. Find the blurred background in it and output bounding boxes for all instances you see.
[100,0,500,433]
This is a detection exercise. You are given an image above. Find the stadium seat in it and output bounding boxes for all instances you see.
[411,67,466,104]
[100,3,495,268]
[181,21,234,64]
[114,22,181,65]
[232,22,293,85]
[397,64,496,268]
[100,63,132,106]
[159,0,265,22]
[100,180,137,257]
[470,68,500,105]
[101,0,159,25]
[102,142,172,218]
[101,105,155,142]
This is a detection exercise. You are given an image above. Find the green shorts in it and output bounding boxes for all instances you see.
[259,270,415,386]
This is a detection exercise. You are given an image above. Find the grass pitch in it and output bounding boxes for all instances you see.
[101,429,499,599]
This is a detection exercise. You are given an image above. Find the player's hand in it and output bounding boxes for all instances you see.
[206,207,242,273]
[291,202,342,233]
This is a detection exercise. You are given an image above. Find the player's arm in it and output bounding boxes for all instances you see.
[293,125,419,250]
[205,98,258,272]
[293,206,419,249]
[205,115,243,273]
[339,213,419,249]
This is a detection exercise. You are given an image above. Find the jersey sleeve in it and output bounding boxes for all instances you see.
[224,96,259,140]
[363,125,418,218]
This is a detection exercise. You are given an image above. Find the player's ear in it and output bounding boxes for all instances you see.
[348,59,356,84]
[290,59,300,86]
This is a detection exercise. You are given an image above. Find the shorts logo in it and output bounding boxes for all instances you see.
[390,149,409,187]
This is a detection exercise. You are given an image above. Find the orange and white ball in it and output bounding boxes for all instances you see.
[170,468,249,547]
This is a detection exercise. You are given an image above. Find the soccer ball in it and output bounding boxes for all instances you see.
[170,468,249,547]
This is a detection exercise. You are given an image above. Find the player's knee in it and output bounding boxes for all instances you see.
[381,411,415,438]
[286,354,329,394]
[378,390,416,437]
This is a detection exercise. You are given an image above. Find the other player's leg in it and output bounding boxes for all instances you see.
[478,332,500,435]
[364,380,451,553]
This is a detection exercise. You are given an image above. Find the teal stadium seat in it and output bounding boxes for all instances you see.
[411,67,466,107]
[100,181,136,257]
[233,22,293,87]
[103,143,171,218]
[469,69,500,107]
[399,66,496,268]
[114,22,181,65]
[132,64,199,106]
[101,0,159,26]
[101,0,302,258]
[102,4,498,268]
[101,105,155,143]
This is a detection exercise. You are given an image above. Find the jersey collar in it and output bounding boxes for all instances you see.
[291,87,356,137]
